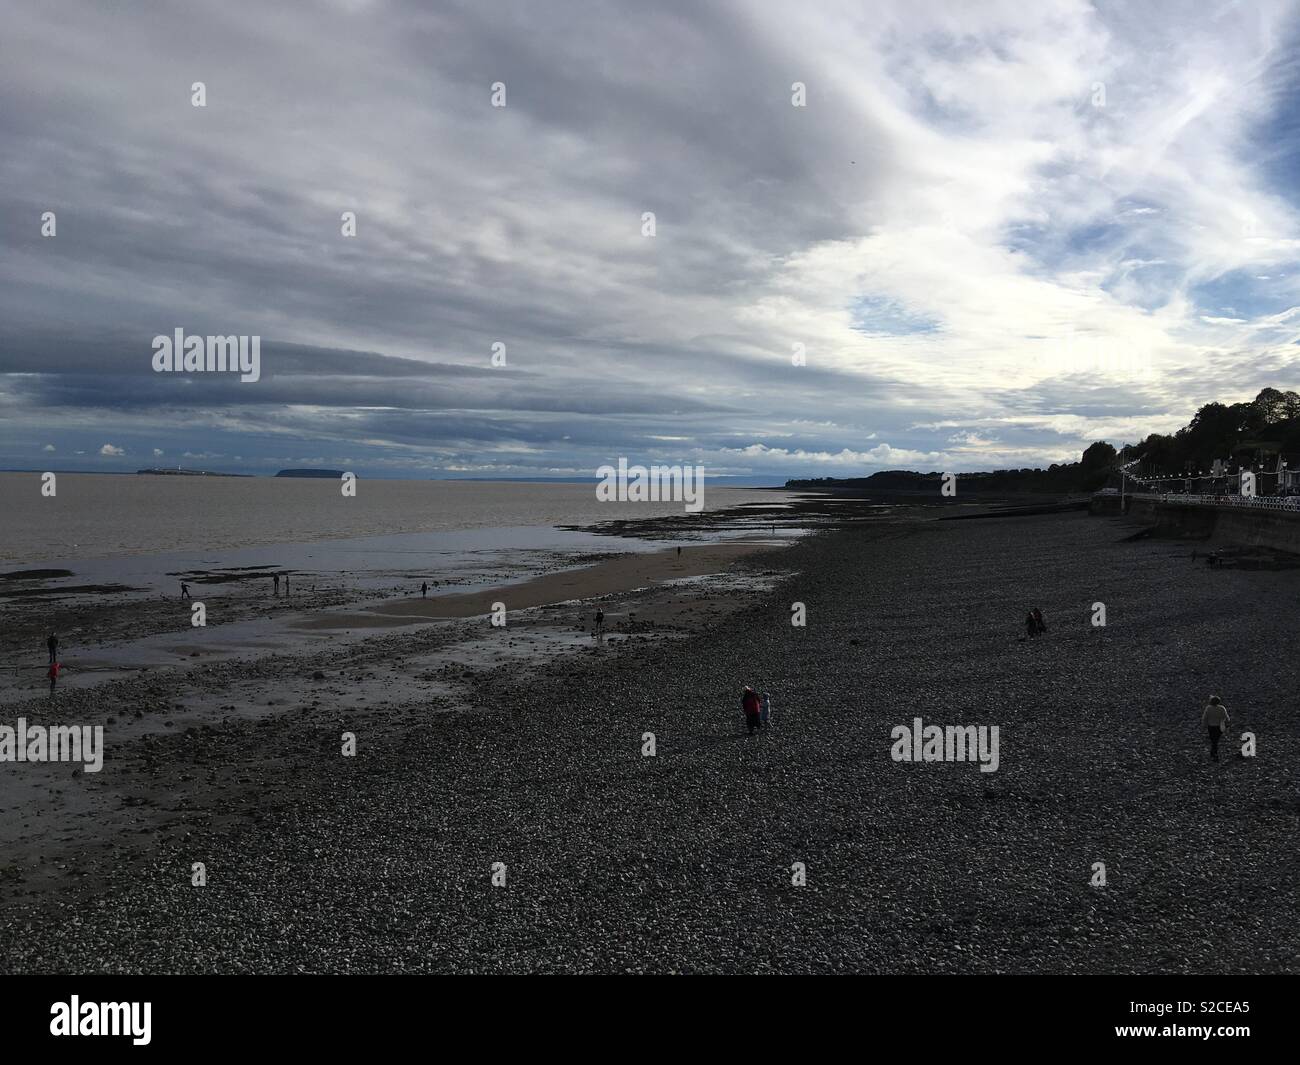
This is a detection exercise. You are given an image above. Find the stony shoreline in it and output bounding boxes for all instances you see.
[2,510,1297,974]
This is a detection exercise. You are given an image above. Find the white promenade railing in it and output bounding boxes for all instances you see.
[1128,491,1300,513]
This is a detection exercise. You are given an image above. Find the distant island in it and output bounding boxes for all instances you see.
[136,468,249,477]
[275,469,345,478]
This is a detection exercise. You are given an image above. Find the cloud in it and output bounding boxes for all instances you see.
[723,442,948,468]
[99,443,124,456]
[948,431,998,447]
[42,443,54,451]
[2,0,1300,477]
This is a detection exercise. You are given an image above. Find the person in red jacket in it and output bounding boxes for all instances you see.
[741,685,762,735]
[47,661,61,695]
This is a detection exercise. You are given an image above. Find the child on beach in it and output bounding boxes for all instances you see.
[760,691,772,728]
[47,661,60,695]
[1032,607,1046,634]
[742,686,762,735]
[1201,695,1230,762]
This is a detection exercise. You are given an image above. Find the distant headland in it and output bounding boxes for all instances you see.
[136,468,249,477]
[275,469,345,478]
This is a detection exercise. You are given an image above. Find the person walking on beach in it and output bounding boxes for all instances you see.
[46,632,58,664]
[273,573,280,596]
[421,581,428,598]
[1032,607,1047,635]
[47,660,60,696]
[284,574,290,596]
[594,608,604,637]
[742,685,762,735]
[760,691,772,728]
[1202,695,1230,762]
[1025,611,1037,639]
[180,581,192,601]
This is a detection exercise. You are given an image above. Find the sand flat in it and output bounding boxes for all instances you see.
[290,541,775,628]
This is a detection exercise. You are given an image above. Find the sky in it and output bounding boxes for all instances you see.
[3,0,1300,481]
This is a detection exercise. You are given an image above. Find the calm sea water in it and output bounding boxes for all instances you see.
[2,474,790,565]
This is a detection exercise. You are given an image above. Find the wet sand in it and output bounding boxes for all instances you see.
[293,542,775,628]
[0,538,793,901]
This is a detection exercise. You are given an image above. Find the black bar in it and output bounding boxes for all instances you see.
[0,975,1287,1051]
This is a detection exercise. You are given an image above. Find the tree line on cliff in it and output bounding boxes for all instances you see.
[785,388,1300,494]
[1118,387,1300,475]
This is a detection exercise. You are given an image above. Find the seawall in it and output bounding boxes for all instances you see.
[1121,497,1300,552]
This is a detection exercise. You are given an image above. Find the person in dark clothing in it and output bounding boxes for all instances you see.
[284,574,290,596]
[1025,612,1037,638]
[594,608,604,636]
[180,582,192,601]
[46,633,58,664]
[1032,608,1046,634]
[421,582,428,598]
[742,686,762,734]
[1202,696,1230,762]
[273,573,280,596]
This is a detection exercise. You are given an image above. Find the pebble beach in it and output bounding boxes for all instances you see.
[2,509,1297,974]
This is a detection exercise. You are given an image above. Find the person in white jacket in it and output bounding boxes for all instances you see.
[1201,695,1230,762]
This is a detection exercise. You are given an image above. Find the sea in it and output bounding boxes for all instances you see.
[2,474,795,594]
